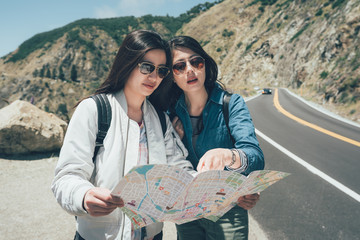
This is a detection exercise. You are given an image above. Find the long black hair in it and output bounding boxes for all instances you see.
[95,29,171,95]
[151,35,219,110]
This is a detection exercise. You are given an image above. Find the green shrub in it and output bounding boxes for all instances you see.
[199,40,210,46]
[58,66,65,81]
[37,52,45,58]
[46,68,51,78]
[52,68,57,79]
[349,96,358,103]
[222,29,234,37]
[315,8,323,16]
[320,71,329,79]
[33,69,39,78]
[71,65,77,82]
[350,55,360,71]
[245,43,253,51]
[344,78,358,89]
[338,92,348,103]
[332,0,345,8]
[57,103,68,115]
[248,0,278,6]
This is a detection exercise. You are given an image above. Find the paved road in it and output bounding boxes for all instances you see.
[246,88,360,239]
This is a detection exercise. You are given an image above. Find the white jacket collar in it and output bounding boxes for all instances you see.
[114,90,150,115]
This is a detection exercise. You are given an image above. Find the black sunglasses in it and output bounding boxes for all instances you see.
[172,56,205,75]
[138,62,170,79]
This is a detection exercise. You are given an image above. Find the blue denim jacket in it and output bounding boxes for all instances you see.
[172,84,264,175]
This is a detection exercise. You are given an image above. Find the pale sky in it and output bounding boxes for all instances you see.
[0,0,213,57]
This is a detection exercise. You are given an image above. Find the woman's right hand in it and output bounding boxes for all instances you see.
[237,193,260,210]
[172,116,184,140]
[83,188,124,217]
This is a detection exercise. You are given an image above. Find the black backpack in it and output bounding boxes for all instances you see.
[223,91,235,144]
[90,93,167,162]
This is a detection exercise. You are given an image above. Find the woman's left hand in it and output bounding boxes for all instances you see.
[172,116,184,140]
[237,193,260,210]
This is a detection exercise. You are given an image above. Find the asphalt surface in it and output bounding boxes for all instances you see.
[246,89,360,239]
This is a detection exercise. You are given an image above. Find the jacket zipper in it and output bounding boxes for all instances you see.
[120,118,130,239]
[172,132,185,156]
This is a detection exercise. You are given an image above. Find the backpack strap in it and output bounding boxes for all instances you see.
[223,91,235,144]
[90,93,112,163]
[155,107,167,137]
[90,95,165,163]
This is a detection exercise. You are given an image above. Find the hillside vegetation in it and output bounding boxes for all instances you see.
[0,1,222,120]
[179,0,359,122]
[0,0,359,123]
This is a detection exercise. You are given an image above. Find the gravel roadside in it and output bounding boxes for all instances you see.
[0,156,266,240]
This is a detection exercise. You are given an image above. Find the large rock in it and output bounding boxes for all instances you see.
[0,100,67,155]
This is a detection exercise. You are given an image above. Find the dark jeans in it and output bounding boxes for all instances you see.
[74,230,163,240]
[176,205,248,240]
[74,232,85,240]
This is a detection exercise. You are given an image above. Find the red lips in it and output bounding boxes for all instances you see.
[187,76,198,84]
[143,82,156,89]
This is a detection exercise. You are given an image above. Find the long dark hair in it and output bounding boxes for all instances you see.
[151,35,218,110]
[95,29,171,95]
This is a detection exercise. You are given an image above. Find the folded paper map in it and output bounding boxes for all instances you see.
[111,164,289,228]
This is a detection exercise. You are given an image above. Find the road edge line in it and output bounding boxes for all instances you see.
[273,89,360,147]
[283,88,360,128]
[255,128,360,203]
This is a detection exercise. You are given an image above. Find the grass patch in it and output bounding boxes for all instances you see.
[290,23,310,43]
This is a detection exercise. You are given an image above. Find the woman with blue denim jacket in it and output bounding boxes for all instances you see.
[159,36,265,239]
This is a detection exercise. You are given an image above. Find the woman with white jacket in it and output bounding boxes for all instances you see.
[51,30,194,240]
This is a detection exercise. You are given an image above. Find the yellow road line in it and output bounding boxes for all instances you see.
[273,88,360,147]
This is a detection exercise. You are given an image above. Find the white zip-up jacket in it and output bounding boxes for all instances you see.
[51,91,194,240]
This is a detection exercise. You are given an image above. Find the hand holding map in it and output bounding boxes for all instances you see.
[111,164,289,228]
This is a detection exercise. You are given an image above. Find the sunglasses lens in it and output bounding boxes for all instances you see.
[139,62,169,78]
[172,62,186,75]
[190,57,205,69]
[172,57,205,75]
[157,67,169,78]
[139,63,155,75]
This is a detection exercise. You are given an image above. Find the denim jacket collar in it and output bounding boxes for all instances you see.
[175,83,224,111]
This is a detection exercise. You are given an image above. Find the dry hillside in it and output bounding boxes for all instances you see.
[0,0,359,122]
[179,0,360,122]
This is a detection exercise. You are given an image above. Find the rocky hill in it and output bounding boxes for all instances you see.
[179,0,360,122]
[0,2,221,120]
[0,0,359,123]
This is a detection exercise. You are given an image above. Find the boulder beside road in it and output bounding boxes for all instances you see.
[0,100,67,155]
